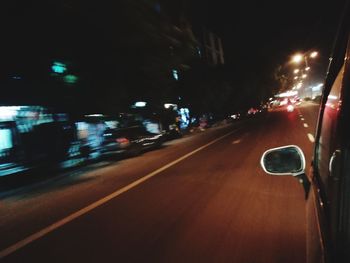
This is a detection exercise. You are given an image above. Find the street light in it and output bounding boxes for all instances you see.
[292,54,303,64]
[290,51,318,99]
[310,51,318,58]
[292,51,318,64]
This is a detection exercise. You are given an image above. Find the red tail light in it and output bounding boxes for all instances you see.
[287,105,294,112]
[116,137,130,144]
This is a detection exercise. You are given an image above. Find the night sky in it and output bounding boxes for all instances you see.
[188,0,347,86]
[1,0,348,111]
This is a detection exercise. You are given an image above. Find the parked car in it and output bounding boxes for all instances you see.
[101,125,164,158]
[230,113,241,120]
[293,96,302,105]
[247,107,258,116]
[260,5,350,263]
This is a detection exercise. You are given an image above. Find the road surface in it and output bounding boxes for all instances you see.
[0,102,320,262]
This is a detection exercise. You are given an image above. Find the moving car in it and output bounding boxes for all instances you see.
[286,99,295,112]
[260,6,350,263]
[293,96,302,105]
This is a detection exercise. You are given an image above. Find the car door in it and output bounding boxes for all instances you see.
[308,15,350,262]
[133,126,154,148]
[333,31,350,262]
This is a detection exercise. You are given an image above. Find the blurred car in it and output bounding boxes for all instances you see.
[293,96,302,105]
[260,6,350,263]
[286,104,294,112]
[230,113,240,120]
[286,99,295,112]
[165,123,182,139]
[101,125,164,157]
[247,107,257,115]
[247,107,258,116]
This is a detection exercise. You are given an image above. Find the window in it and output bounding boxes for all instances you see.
[316,64,344,191]
[0,128,13,151]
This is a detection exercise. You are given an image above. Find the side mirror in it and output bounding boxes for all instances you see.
[261,145,306,176]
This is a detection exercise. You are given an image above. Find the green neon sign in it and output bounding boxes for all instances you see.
[51,62,67,74]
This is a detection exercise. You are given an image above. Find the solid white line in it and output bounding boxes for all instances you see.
[0,127,242,259]
[303,123,309,128]
[307,133,315,143]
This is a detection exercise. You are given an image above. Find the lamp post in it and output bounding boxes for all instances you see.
[291,51,318,98]
[291,51,318,68]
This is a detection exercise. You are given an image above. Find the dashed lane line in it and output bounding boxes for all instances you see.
[232,139,242,144]
[307,133,315,143]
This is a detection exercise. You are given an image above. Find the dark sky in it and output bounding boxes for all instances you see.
[188,0,348,86]
[1,0,348,109]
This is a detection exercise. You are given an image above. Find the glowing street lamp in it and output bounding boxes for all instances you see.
[305,67,310,71]
[310,51,318,58]
[292,51,318,65]
[294,76,299,80]
[292,54,303,64]
[302,74,307,79]
[294,69,300,74]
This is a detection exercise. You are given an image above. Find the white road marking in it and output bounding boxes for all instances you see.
[307,133,315,143]
[301,118,305,121]
[299,115,303,117]
[303,123,309,128]
[232,132,249,144]
[0,127,242,259]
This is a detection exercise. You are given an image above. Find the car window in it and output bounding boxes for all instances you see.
[316,63,344,189]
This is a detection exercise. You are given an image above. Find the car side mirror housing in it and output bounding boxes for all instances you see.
[261,145,306,176]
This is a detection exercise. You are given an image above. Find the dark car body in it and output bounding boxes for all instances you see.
[261,4,350,263]
[101,125,164,157]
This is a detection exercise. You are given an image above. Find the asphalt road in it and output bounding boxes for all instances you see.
[0,102,320,263]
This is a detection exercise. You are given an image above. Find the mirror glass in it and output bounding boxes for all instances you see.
[263,146,303,174]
